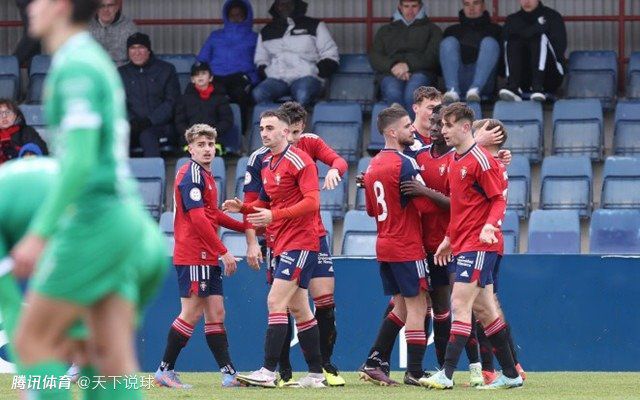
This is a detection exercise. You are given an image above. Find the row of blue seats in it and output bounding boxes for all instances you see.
[3,51,640,108]
[158,209,640,256]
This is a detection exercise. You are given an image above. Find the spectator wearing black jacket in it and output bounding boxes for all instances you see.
[0,99,48,165]
[119,33,181,157]
[440,0,501,103]
[174,62,234,150]
[499,0,567,102]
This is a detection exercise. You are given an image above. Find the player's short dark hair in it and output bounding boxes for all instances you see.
[473,118,508,148]
[185,123,217,144]
[413,86,442,105]
[260,109,291,126]
[377,104,409,135]
[431,103,444,116]
[69,0,101,24]
[279,101,307,125]
[441,102,474,125]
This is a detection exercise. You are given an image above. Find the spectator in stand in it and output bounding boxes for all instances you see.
[499,0,567,102]
[18,142,44,158]
[253,0,339,107]
[369,0,442,115]
[13,0,41,66]
[197,0,257,129]
[119,33,181,157]
[0,99,48,165]
[440,0,502,103]
[174,62,234,152]
[89,0,137,66]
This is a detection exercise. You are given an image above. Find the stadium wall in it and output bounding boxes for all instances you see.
[135,255,639,373]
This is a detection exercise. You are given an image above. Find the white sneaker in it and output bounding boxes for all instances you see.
[499,88,522,102]
[469,362,483,387]
[530,92,546,102]
[65,364,80,383]
[236,367,277,388]
[465,87,481,102]
[298,373,328,388]
[443,89,460,103]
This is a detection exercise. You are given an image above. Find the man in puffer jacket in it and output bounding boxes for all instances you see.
[253,0,339,107]
[198,0,257,127]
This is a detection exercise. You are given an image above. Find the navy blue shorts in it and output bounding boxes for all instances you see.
[273,250,318,289]
[492,255,502,293]
[453,251,499,288]
[175,265,222,298]
[312,236,334,279]
[427,253,450,288]
[379,260,429,297]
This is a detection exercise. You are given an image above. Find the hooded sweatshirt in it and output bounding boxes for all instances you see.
[443,10,502,65]
[198,0,258,84]
[89,10,137,66]
[254,0,339,84]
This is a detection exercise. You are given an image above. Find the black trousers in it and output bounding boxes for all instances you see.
[214,73,253,133]
[505,35,564,93]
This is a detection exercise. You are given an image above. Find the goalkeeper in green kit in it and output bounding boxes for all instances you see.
[9,0,166,399]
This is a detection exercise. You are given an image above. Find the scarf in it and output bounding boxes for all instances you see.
[195,84,215,100]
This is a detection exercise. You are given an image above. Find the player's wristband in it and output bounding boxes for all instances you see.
[0,257,14,277]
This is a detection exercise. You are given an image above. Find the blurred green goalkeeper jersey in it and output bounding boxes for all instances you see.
[28,31,136,238]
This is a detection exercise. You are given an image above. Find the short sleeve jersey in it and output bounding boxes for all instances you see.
[447,144,507,254]
[415,146,454,252]
[173,160,223,265]
[259,145,320,256]
[363,149,427,262]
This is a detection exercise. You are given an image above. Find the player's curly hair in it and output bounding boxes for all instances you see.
[70,0,101,24]
[185,124,217,144]
[473,118,508,148]
[279,102,307,126]
[413,86,442,105]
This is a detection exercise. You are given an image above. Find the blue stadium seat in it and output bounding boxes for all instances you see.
[234,156,249,200]
[355,157,372,210]
[492,101,544,162]
[0,55,19,100]
[341,210,376,256]
[311,102,362,163]
[566,51,617,109]
[249,103,279,152]
[589,209,640,254]
[220,213,246,257]
[552,99,603,160]
[157,54,197,93]
[540,156,592,217]
[129,158,166,220]
[601,156,640,209]
[367,103,388,153]
[159,211,174,256]
[627,52,640,99]
[506,155,531,218]
[502,210,520,254]
[176,156,226,205]
[613,101,640,156]
[328,54,376,111]
[527,210,581,254]
[217,103,242,154]
[466,101,482,120]
[19,104,49,144]
[320,210,334,250]
[318,162,348,219]
[27,54,51,104]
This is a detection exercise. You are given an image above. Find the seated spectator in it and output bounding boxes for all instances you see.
[18,142,44,158]
[500,0,566,102]
[440,0,501,103]
[0,99,48,165]
[253,0,339,107]
[174,62,234,152]
[119,33,181,157]
[89,0,137,66]
[197,0,257,128]
[369,0,442,115]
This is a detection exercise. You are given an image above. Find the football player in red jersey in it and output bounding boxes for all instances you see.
[155,124,246,389]
[279,101,347,385]
[404,86,442,157]
[359,105,441,386]
[421,103,522,390]
[224,110,327,388]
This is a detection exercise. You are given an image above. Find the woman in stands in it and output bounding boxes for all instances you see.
[0,99,48,164]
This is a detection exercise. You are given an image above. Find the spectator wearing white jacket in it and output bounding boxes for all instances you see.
[253,0,339,107]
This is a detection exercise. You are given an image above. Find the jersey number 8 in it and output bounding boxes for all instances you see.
[373,181,388,222]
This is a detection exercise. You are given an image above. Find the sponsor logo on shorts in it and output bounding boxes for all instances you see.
[244,172,252,185]
[280,253,295,265]
[281,268,290,276]
[200,281,207,291]
[457,256,473,268]
[460,270,469,278]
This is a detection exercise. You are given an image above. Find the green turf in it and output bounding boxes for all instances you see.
[1,371,638,399]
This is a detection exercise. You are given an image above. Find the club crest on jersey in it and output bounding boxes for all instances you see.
[439,164,446,176]
[275,173,281,185]
[190,188,202,201]
[460,166,468,179]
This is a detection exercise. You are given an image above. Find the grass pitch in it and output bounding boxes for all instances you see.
[1,371,638,399]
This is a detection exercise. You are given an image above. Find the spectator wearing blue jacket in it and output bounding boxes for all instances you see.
[198,0,257,128]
